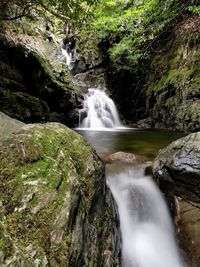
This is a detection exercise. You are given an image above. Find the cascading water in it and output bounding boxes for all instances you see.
[106,165,187,267]
[61,38,76,70]
[61,47,73,67]
[79,88,122,129]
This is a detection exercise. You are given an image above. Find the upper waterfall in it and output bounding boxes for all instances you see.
[61,37,76,70]
[78,89,122,130]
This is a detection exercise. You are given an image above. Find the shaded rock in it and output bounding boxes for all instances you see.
[175,198,200,267]
[137,117,154,128]
[153,132,200,266]
[0,123,120,266]
[153,132,200,201]
[73,68,106,92]
[0,17,80,127]
[0,112,25,140]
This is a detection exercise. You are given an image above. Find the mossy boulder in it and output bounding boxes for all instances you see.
[0,123,120,266]
[153,132,200,266]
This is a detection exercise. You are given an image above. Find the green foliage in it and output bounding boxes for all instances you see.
[188,5,200,15]
[0,0,99,28]
[83,0,195,66]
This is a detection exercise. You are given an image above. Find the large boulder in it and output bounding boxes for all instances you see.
[0,123,120,266]
[153,132,200,266]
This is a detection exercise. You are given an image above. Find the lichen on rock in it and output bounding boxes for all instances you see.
[0,123,120,266]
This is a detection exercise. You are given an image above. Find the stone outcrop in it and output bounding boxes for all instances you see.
[0,123,120,266]
[153,132,200,266]
[0,17,79,126]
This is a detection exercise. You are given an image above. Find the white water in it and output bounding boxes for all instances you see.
[79,89,122,130]
[61,48,72,66]
[107,166,186,267]
[61,47,74,70]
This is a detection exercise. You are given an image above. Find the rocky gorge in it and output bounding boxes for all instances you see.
[0,1,200,266]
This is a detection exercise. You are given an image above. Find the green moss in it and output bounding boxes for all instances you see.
[0,90,50,123]
[0,123,104,265]
[0,224,13,259]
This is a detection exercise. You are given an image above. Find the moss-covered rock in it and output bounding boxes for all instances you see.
[102,15,200,131]
[0,123,120,266]
[0,15,80,127]
[146,16,200,132]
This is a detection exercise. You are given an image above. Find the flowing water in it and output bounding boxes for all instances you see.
[61,47,72,67]
[107,167,186,267]
[78,89,122,129]
[76,125,188,267]
[75,75,187,267]
[61,41,75,70]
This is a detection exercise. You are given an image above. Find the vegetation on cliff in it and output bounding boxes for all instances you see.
[79,0,199,67]
[0,0,199,130]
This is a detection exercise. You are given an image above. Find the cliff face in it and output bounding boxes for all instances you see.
[146,16,200,132]
[0,17,79,126]
[101,15,200,132]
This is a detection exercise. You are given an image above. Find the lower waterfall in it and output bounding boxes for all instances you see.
[106,165,187,267]
[79,89,122,129]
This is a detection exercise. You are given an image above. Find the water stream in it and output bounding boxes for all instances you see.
[107,166,186,267]
[72,59,187,266]
[78,89,122,130]
[76,88,187,266]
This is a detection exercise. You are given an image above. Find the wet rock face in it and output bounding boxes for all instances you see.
[0,123,120,266]
[106,67,147,123]
[153,132,200,266]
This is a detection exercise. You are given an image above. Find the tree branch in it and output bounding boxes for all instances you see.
[37,2,69,21]
[0,2,31,21]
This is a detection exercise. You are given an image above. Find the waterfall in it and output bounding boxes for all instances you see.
[61,38,75,70]
[79,89,122,130]
[61,47,73,67]
[107,166,187,267]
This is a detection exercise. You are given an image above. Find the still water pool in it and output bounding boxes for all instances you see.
[76,128,184,159]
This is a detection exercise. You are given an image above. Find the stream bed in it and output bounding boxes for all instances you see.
[77,127,187,267]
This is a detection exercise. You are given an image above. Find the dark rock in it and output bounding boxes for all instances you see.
[153,132,200,201]
[137,117,154,128]
[153,132,200,266]
[146,16,200,133]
